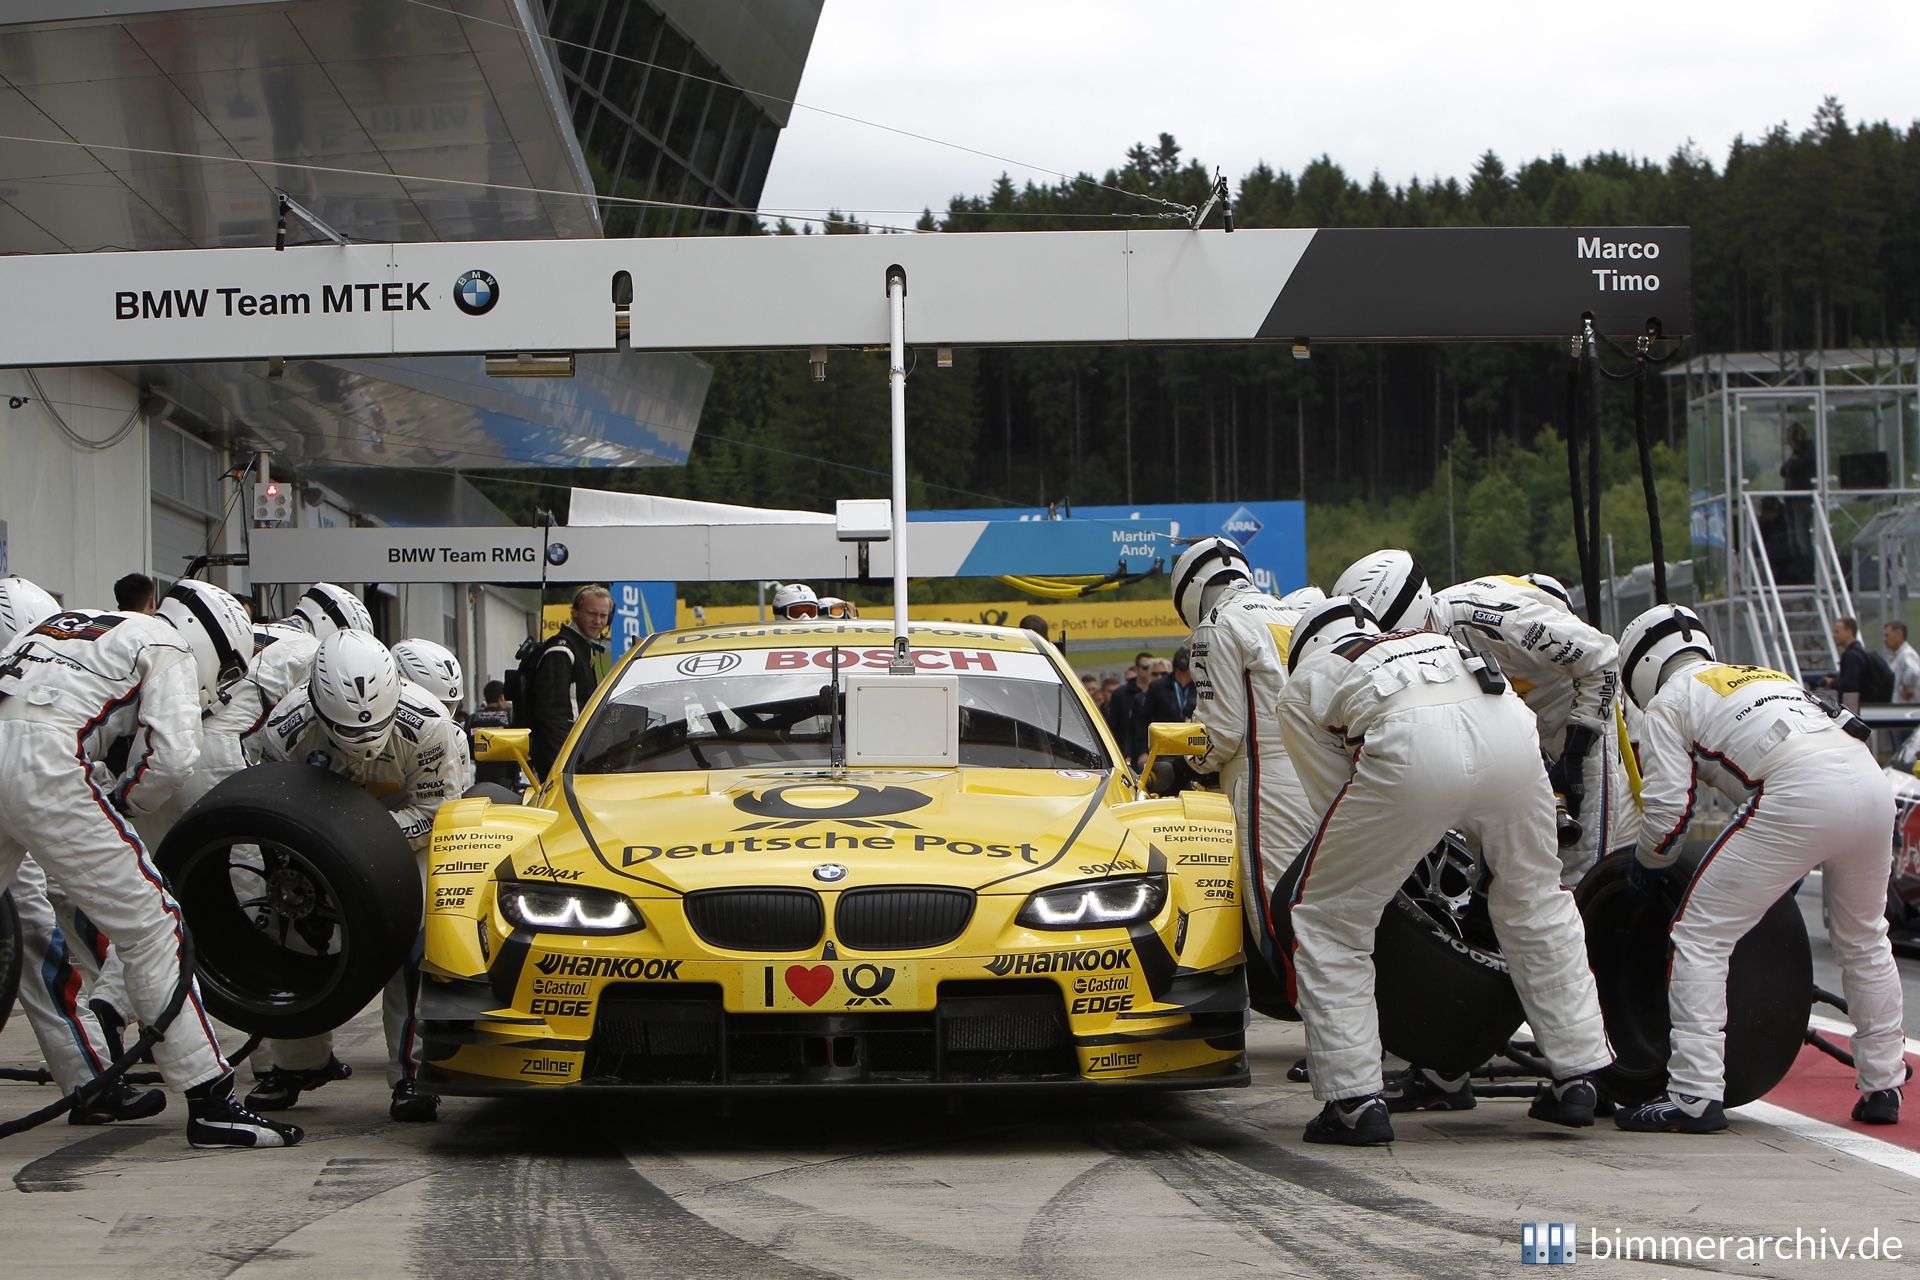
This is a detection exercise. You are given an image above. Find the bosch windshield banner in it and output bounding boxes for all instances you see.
[0,227,1688,368]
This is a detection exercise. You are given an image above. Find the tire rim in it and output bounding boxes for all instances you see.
[172,835,355,1022]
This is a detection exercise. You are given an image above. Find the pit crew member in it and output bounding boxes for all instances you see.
[1172,537,1322,993]
[1276,596,1612,1146]
[258,631,472,1122]
[1613,604,1906,1132]
[0,580,302,1148]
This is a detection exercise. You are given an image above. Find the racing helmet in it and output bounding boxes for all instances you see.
[1618,604,1715,709]
[156,580,253,710]
[288,582,373,640]
[1333,550,1431,631]
[816,596,856,620]
[1287,596,1381,674]
[0,575,61,649]
[391,637,463,709]
[1277,585,1327,612]
[1522,572,1574,612]
[1171,537,1253,628]
[771,583,820,620]
[309,631,401,763]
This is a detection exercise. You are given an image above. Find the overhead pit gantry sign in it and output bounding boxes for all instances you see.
[0,226,1689,652]
[0,226,1688,366]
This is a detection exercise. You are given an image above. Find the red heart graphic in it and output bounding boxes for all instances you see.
[784,965,834,1006]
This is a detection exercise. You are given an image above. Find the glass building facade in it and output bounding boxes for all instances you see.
[541,0,820,237]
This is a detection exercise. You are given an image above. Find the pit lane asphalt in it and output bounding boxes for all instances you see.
[2,936,1916,1279]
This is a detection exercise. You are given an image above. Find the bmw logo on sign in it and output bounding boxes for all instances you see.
[544,542,569,567]
[1221,505,1264,545]
[453,269,499,316]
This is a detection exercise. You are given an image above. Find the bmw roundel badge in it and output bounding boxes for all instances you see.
[453,269,499,316]
[544,541,570,567]
[813,863,848,883]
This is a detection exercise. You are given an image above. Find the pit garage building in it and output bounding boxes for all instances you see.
[0,0,821,694]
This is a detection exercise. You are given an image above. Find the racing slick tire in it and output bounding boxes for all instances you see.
[154,763,421,1040]
[0,891,20,1035]
[1265,843,1527,1075]
[1574,849,1811,1108]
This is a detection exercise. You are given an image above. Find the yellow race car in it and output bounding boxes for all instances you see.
[417,620,1249,1092]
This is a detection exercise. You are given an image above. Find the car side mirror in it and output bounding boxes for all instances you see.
[474,727,533,777]
[1138,721,1209,797]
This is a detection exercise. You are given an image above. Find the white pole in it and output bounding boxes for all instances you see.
[887,265,912,673]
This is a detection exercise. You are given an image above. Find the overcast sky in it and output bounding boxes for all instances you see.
[757,0,1920,228]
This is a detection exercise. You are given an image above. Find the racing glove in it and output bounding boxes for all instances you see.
[1625,856,1680,904]
[1549,723,1600,820]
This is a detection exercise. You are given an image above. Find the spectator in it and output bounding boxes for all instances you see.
[471,680,512,728]
[1079,673,1099,704]
[1020,613,1050,642]
[529,585,611,776]
[469,680,519,789]
[114,572,157,613]
[1099,675,1121,707]
[1144,649,1198,726]
[1823,616,1869,713]
[1884,622,1920,703]
[1107,653,1156,765]
[1780,423,1816,583]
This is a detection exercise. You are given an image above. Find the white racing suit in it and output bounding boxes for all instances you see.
[0,610,229,1092]
[130,622,321,1081]
[1431,576,1630,883]
[137,622,319,833]
[8,855,119,1092]
[259,681,472,1086]
[1637,660,1904,1102]
[1275,629,1612,1102]
[1187,583,1316,979]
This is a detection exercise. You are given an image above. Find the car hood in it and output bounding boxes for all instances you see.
[527,767,1145,895]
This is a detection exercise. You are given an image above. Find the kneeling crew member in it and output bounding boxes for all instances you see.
[1613,605,1905,1132]
[259,632,471,1121]
[0,581,301,1148]
[1276,597,1612,1146]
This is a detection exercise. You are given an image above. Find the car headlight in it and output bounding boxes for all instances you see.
[498,883,644,934]
[1017,875,1167,930]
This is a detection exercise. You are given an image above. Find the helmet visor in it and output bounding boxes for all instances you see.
[783,601,820,620]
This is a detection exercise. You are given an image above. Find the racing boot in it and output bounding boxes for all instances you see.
[186,1074,303,1149]
[244,1056,352,1111]
[1614,1091,1728,1134]
[389,1080,439,1123]
[68,1080,167,1126]
[1303,1094,1394,1146]
[1527,1075,1598,1128]
[1383,1066,1476,1113]
[1852,1088,1901,1125]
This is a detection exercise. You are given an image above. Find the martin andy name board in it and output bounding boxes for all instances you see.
[916,501,1307,598]
[0,227,1689,367]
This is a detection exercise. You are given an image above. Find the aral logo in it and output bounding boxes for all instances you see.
[1221,505,1263,545]
[453,269,499,316]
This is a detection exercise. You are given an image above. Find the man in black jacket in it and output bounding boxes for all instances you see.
[530,585,611,776]
[1144,648,1199,726]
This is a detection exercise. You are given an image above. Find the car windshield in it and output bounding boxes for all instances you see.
[572,643,1108,774]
